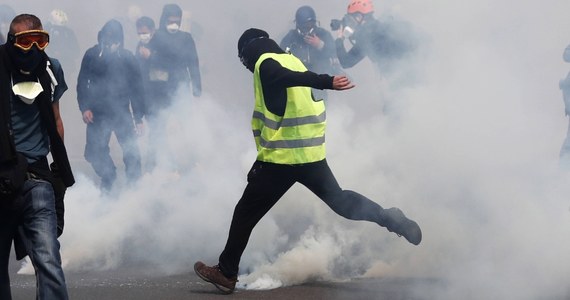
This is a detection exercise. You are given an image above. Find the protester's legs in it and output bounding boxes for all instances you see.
[298,160,384,223]
[20,179,68,300]
[114,117,142,183]
[0,209,16,300]
[84,119,115,190]
[300,159,422,245]
[218,161,295,277]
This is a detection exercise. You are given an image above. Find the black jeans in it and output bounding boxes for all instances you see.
[218,159,385,277]
[84,112,141,188]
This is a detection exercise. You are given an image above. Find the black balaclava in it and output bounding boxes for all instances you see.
[237,28,285,72]
[6,32,48,76]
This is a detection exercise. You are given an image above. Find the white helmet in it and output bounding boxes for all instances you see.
[50,9,68,26]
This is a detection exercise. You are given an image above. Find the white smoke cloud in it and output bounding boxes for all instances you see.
[4,0,570,299]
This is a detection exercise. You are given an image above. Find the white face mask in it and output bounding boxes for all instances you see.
[109,42,121,53]
[166,23,180,33]
[139,33,152,44]
[12,81,44,105]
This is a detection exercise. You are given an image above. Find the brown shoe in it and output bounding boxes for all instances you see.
[194,261,237,294]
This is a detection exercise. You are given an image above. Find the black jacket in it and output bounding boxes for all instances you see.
[0,45,74,187]
[280,26,336,74]
[336,17,415,72]
[77,20,145,123]
[147,29,202,97]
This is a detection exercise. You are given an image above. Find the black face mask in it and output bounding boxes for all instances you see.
[7,44,43,74]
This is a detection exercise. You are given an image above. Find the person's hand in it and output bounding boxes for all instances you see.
[138,46,151,59]
[304,34,324,50]
[82,110,94,124]
[332,76,355,90]
[335,26,345,40]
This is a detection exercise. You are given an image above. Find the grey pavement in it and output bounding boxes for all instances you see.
[8,254,440,300]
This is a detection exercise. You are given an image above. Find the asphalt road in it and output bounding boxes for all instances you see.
[7,255,440,300]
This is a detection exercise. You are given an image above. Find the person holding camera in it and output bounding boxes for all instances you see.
[77,19,145,191]
[280,6,337,76]
[280,6,339,101]
[332,0,416,75]
[0,14,75,300]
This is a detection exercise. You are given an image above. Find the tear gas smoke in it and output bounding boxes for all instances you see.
[4,0,570,299]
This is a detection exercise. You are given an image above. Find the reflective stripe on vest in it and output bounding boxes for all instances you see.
[252,53,326,164]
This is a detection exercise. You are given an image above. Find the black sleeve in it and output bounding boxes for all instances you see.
[76,48,94,112]
[335,38,365,69]
[259,58,333,90]
[127,53,145,123]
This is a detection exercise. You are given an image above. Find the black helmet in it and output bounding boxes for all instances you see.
[295,6,316,25]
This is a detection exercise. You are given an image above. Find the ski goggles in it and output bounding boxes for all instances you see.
[8,30,50,51]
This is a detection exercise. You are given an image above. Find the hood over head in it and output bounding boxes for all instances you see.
[97,19,124,47]
[238,28,285,72]
[159,4,183,30]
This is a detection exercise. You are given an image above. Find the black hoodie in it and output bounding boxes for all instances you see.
[147,4,201,97]
[77,19,145,123]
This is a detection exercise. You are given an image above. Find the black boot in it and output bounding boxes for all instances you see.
[380,207,422,245]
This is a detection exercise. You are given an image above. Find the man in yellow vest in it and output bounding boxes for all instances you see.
[194,28,421,294]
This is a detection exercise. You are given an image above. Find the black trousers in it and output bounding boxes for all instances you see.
[218,159,385,277]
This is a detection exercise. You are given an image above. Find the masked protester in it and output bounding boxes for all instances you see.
[141,3,202,172]
[281,6,337,76]
[77,19,144,191]
[0,14,75,300]
[193,28,422,295]
[334,0,416,75]
[280,6,339,101]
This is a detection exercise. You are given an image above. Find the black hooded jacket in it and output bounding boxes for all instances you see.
[241,37,333,116]
[147,4,201,97]
[77,19,145,123]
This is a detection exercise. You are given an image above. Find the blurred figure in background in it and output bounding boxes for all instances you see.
[44,9,80,74]
[0,5,16,44]
[141,3,202,172]
[77,19,144,191]
[559,44,570,168]
[280,5,338,100]
[135,16,155,117]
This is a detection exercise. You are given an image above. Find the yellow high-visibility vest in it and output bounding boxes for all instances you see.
[252,52,326,164]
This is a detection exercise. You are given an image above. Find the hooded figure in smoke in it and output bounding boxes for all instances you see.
[146,3,201,101]
[140,3,202,172]
[76,19,144,191]
[193,28,422,295]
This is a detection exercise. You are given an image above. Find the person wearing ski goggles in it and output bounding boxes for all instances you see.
[8,29,49,51]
